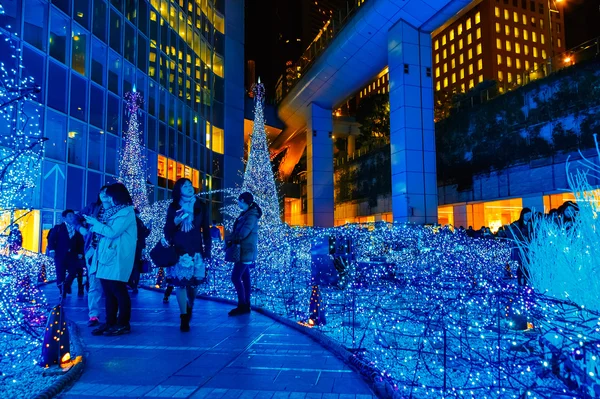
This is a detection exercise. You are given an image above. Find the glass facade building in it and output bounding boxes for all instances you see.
[0,0,244,253]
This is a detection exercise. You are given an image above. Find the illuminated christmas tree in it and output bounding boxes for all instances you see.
[119,88,148,210]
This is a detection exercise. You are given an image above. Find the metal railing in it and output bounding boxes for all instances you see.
[276,0,368,103]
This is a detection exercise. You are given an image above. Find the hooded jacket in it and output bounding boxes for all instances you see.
[229,203,263,263]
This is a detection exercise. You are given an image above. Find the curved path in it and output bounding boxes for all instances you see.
[56,288,375,399]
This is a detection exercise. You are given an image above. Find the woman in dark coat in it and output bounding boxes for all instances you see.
[163,178,211,332]
[508,207,532,286]
[226,192,262,316]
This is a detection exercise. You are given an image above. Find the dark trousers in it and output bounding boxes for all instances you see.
[128,267,140,290]
[56,260,82,296]
[100,279,131,327]
[231,262,251,307]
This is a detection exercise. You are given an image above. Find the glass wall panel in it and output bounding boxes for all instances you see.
[106,93,120,135]
[0,0,21,32]
[89,83,105,128]
[91,38,106,85]
[72,26,88,76]
[66,166,85,210]
[70,73,88,121]
[88,128,105,170]
[138,0,149,35]
[137,34,147,73]
[74,0,90,29]
[124,23,136,64]
[53,0,71,16]
[158,122,166,154]
[125,0,136,23]
[45,110,67,161]
[68,119,88,166]
[92,0,107,41]
[148,80,157,116]
[123,61,135,94]
[147,116,157,151]
[50,9,70,64]
[21,46,45,103]
[24,0,48,51]
[108,51,121,94]
[105,133,118,175]
[109,9,122,52]
[47,61,68,113]
[86,171,103,206]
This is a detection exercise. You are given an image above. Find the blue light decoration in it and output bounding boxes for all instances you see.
[136,84,600,398]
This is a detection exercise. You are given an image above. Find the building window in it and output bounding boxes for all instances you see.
[478,75,483,83]
[468,33,472,45]
[542,49,546,59]
[513,11,518,23]
[450,29,454,40]
[443,49,447,59]
[452,73,456,83]
[522,14,527,25]
[477,43,482,55]
[458,23,463,35]
[461,83,466,92]
[435,67,440,77]
[498,71,503,81]
[459,39,463,49]
[505,25,510,35]
[532,32,537,42]
[435,40,439,50]
[557,23,561,33]
[50,9,70,65]
[475,12,481,24]
[468,48,473,59]
[72,28,88,76]
[504,9,509,20]
[540,34,545,45]
[507,56,512,67]
[477,59,483,70]
[443,63,448,73]
[515,43,521,53]
[523,30,528,40]
[525,60,530,70]
[506,41,512,51]
[516,58,521,69]
[436,53,440,63]
[538,3,544,14]
[460,69,465,79]
[68,119,87,167]
[539,18,543,29]
[466,18,471,30]
[508,72,513,83]
[514,27,519,38]
[451,58,456,68]
[451,44,455,55]
[443,77,448,87]
[533,47,538,57]
[497,54,502,64]
[476,28,481,39]
[469,79,474,88]
[557,38,562,48]
[460,54,464,64]
[495,22,500,33]
[495,6,500,17]
[469,64,473,75]
[496,38,502,49]
[23,0,48,51]
[436,81,441,91]
[442,35,447,45]
[524,44,529,55]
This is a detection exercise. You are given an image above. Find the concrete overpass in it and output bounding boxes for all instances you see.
[272,0,471,226]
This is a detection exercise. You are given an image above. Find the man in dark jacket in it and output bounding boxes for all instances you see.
[48,210,85,299]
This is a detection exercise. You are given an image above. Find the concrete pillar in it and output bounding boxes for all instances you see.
[347,135,356,156]
[307,103,334,227]
[452,204,468,229]
[522,195,545,214]
[388,21,438,224]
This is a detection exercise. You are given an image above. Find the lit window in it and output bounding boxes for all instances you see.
[436,53,440,63]
[476,28,481,39]
[517,74,522,84]
[443,77,448,87]
[212,126,224,154]
[504,9,509,20]
[505,25,510,35]
[436,81,441,91]
[477,43,482,55]
[451,44,455,55]
[435,67,440,77]
[496,22,500,33]
[461,83,466,92]
[435,40,439,50]
[515,43,521,54]
[522,15,527,25]
[507,72,512,83]
[460,69,465,79]
[469,64,473,75]
[442,35,447,45]
[540,19,543,29]
[450,29,454,40]
[495,6,500,17]
[541,34,545,45]
[497,54,502,64]
[534,61,538,69]
[475,12,481,24]
[459,39,463,49]
[468,48,473,59]
[557,38,562,48]
[452,73,456,83]
[507,56,512,67]
[478,75,483,83]
[506,41,512,51]
[444,63,449,73]
[458,24,463,35]
[533,47,538,57]
[443,49,447,59]
[499,87,504,93]
[468,33,472,45]
[477,59,483,70]
[525,60,530,70]
[542,49,546,59]
[513,11,518,23]
[459,54,464,64]
[498,71,503,81]
[524,44,529,55]
[469,79,474,88]
[451,58,456,68]
[514,27,519,38]
[516,58,521,69]
[523,30,528,40]
[466,18,471,30]
[496,38,502,49]
[532,32,537,43]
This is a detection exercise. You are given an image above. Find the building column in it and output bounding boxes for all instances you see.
[522,194,545,213]
[307,103,334,227]
[347,135,356,156]
[452,204,468,229]
[388,21,438,224]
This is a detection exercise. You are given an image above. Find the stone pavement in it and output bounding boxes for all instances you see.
[50,287,375,399]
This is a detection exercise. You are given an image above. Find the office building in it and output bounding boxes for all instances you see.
[0,0,244,253]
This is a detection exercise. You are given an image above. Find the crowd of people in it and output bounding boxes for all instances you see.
[47,178,261,336]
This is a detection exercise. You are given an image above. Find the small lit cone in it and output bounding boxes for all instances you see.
[155,267,165,288]
[308,285,326,326]
[38,262,47,283]
[40,304,71,368]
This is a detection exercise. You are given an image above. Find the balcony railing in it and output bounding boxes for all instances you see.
[276,0,368,103]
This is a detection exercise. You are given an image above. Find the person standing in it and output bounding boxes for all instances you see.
[226,192,262,317]
[129,209,151,294]
[508,207,533,286]
[84,183,137,336]
[7,223,23,255]
[47,210,85,299]
[163,178,211,332]
[77,185,109,326]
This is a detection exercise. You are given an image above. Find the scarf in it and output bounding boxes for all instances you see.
[101,205,128,223]
[65,222,75,239]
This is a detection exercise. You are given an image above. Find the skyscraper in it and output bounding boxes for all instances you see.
[0,0,245,252]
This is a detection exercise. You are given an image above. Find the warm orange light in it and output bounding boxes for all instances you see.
[564,56,572,64]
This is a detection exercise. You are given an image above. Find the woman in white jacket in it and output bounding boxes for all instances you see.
[84,183,137,336]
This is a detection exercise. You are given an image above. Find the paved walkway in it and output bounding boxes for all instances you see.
[49,287,375,399]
